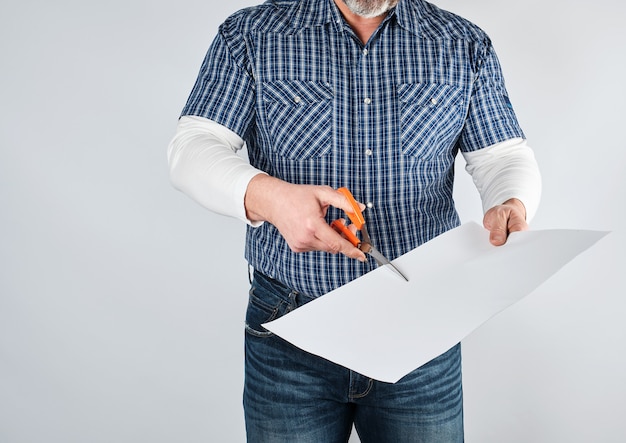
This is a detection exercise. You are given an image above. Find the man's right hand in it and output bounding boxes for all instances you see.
[244,174,367,262]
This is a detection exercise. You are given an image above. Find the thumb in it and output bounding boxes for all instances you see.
[319,187,365,214]
[489,226,508,246]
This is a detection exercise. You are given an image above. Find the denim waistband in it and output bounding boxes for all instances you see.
[252,269,319,308]
[253,270,294,296]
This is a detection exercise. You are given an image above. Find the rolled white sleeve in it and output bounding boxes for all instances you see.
[167,115,266,226]
[462,138,542,221]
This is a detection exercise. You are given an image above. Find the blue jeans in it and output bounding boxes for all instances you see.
[244,271,464,443]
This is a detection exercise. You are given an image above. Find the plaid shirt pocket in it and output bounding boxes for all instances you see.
[262,80,334,161]
[398,83,466,160]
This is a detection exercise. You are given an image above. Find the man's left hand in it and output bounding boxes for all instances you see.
[483,198,528,246]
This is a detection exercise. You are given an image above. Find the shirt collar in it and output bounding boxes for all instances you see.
[395,0,423,36]
[286,0,337,30]
[286,0,424,36]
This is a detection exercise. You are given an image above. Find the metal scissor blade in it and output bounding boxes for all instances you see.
[367,247,409,282]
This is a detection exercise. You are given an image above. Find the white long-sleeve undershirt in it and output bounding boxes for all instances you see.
[462,137,541,221]
[168,115,541,225]
[167,116,266,226]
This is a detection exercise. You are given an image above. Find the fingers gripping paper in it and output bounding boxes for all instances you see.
[263,222,608,383]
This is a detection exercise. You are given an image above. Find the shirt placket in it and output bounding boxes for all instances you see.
[352,39,380,274]
[358,43,375,213]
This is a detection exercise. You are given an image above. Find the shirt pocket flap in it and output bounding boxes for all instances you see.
[262,80,333,105]
[397,83,463,108]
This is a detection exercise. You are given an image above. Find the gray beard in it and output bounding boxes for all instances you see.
[341,0,397,18]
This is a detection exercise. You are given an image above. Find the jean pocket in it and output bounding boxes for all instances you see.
[262,80,333,160]
[397,83,465,160]
[244,284,289,338]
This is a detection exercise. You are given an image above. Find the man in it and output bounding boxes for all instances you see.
[168,0,541,441]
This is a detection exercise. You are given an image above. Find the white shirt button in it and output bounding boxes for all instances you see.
[366,202,374,209]
[294,96,302,104]
[365,149,373,156]
[364,97,372,105]
[363,49,369,56]
[430,98,438,105]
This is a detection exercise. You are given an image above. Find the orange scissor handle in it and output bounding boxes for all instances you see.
[330,219,361,248]
[337,187,365,230]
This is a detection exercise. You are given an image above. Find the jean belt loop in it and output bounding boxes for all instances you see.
[288,290,299,312]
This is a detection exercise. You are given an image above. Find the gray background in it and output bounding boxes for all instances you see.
[1,0,624,442]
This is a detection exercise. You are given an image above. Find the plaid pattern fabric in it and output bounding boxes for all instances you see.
[181,0,525,296]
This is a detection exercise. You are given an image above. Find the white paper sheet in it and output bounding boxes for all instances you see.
[263,222,608,383]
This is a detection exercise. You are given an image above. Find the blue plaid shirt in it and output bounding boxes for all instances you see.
[182,0,525,296]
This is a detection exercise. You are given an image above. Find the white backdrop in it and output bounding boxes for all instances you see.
[1,1,624,442]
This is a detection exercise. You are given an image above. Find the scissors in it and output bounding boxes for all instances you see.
[331,187,409,282]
